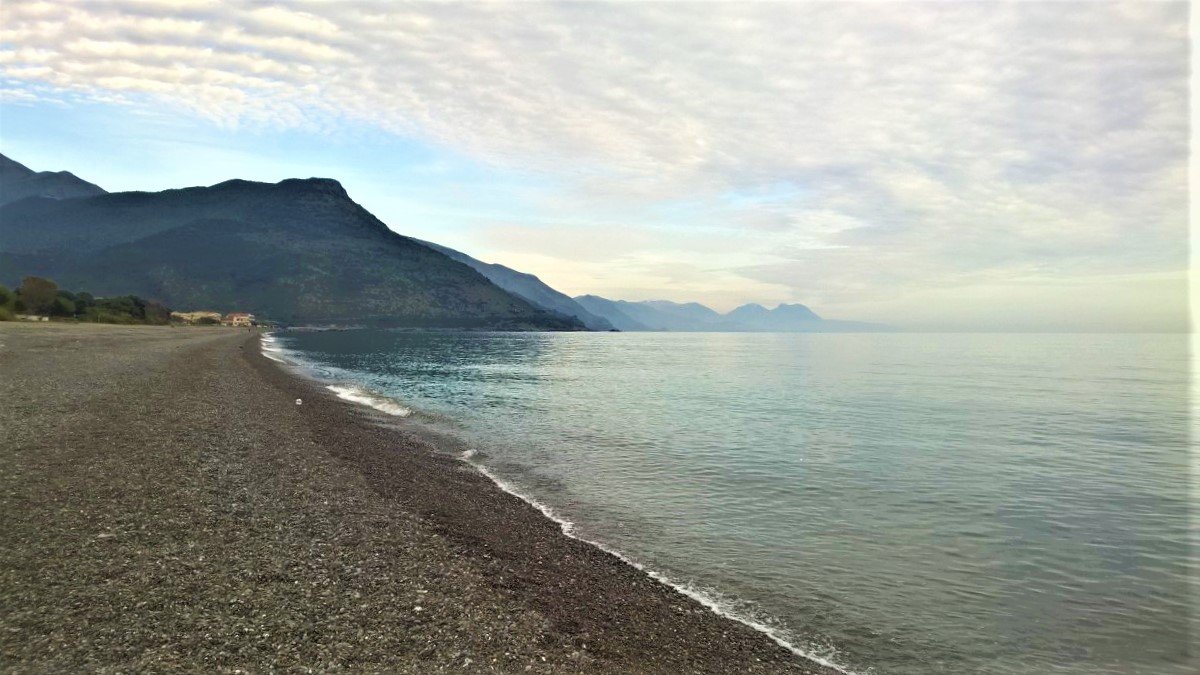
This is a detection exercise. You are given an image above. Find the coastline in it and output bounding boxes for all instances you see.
[0,322,840,673]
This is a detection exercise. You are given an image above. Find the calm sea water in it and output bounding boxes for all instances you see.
[269,330,1193,674]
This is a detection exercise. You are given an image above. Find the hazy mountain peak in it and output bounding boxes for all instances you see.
[728,303,769,315]
[641,299,719,314]
[773,303,821,320]
[571,295,881,332]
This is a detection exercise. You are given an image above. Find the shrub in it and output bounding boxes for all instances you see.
[6,277,174,326]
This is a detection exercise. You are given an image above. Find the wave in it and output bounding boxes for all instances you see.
[457,449,858,675]
[325,384,413,417]
[259,332,292,364]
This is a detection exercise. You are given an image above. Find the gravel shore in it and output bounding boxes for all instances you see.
[0,323,839,674]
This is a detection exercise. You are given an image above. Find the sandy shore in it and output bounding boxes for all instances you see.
[0,322,839,674]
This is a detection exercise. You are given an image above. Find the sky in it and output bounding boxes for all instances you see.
[0,1,1190,331]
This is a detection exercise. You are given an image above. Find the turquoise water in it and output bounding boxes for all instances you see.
[270,331,1193,674]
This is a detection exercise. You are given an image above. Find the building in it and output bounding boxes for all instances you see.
[224,312,255,327]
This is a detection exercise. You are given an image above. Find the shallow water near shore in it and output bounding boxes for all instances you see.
[268,330,1192,674]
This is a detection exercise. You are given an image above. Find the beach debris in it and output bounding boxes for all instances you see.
[296,398,303,406]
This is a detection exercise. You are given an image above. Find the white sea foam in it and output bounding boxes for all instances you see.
[457,450,857,675]
[259,333,293,364]
[326,384,413,417]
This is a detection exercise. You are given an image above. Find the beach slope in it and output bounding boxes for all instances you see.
[0,323,837,673]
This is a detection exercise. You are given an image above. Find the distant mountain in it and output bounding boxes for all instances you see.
[573,296,886,332]
[723,302,773,324]
[573,295,649,331]
[416,239,614,331]
[609,299,722,331]
[0,172,581,329]
[637,300,724,330]
[720,302,823,330]
[573,297,724,331]
[0,154,106,206]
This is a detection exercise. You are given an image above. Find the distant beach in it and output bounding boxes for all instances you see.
[0,322,835,674]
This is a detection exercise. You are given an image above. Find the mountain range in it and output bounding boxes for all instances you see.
[573,296,886,332]
[0,158,578,329]
[0,153,884,331]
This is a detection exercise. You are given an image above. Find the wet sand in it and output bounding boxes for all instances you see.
[0,322,839,673]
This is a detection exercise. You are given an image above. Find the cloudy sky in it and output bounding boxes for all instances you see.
[0,1,1189,330]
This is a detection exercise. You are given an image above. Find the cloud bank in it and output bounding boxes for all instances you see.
[0,1,1188,328]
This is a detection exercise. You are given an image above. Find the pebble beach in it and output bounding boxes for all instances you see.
[0,323,838,674]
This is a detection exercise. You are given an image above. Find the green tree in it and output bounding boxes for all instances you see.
[50,295,76,317]
[74,292,95,315]
[0,286,13,321]
[17,276,58,315]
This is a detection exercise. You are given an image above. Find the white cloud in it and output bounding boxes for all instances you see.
[0,0,1187,328]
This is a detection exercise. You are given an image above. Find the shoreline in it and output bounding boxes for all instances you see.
[254,331,847,674]
[267,333,850,671]
[262,330,853,671]
[1,322,841,673]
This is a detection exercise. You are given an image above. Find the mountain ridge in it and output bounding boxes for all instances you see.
[0,155,581,329]
[0,152,881,332]
[573,295,649,332]
[414,239,615,331]
[573,295,887,332]
[0,154,107,205]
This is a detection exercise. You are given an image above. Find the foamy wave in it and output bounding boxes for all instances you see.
[458,452,857,674]
[326,384,413,417]
[259,332,293,364]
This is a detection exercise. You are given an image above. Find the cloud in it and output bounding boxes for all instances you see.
[0,0,1187,326]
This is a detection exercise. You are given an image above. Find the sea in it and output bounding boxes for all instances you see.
[261,330,1193,674]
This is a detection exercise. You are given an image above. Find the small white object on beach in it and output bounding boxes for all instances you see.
[296,398,303,406]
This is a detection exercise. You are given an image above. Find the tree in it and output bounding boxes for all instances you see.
[143,302,171,325]
[74,292,95,315]
[17,276,58,315]
[0,285,13,321]
[50,295,76,317]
